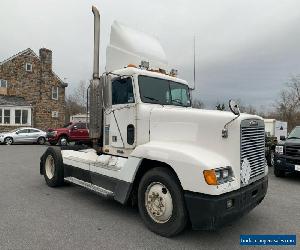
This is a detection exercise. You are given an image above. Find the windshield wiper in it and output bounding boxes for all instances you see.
[172,99,183,105]
[143,96,160,103]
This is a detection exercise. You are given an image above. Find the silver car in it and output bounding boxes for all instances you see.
[0,127,47,145]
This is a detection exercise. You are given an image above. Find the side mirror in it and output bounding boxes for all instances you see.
[280,135,286,141]
[229,100,240,116]
[15,131,19,134]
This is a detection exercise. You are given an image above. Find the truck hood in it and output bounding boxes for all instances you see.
[149,106,262,165]
[48,128,69,133]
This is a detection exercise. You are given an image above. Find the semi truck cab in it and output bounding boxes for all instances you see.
[39,6,268,237]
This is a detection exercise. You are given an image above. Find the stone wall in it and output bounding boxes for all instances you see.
[0,48,66,132]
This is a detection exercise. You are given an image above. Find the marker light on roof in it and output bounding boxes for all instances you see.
[140,60,149,69]
[170,69,178,77]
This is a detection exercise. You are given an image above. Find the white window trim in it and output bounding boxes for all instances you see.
[0,107,32,126]
[52,87,58,100]
[0,79,7,88]
[25,63,32,72]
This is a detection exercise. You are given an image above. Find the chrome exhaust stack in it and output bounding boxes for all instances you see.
[89,6,103,144]
[92,6,100,78]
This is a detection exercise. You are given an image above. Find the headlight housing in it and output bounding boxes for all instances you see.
[275,145,284,154]
[203,167,233,185]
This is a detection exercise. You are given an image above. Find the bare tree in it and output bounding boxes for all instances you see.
[65,80,89,123]
[216,102,226,111]
[192,99,205,109]
[274,75,300,131]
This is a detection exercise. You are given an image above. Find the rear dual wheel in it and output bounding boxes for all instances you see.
[137,168,187,237]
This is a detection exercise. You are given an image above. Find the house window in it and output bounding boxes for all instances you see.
[0,109,2,124]
[0,79,7,88]
[15,110,21,124]
[22,110,28,124]
[25,63,32,72]
[52,87,58,100]
[4,109,10,124]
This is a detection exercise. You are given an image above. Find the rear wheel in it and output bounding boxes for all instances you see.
[41,147,64,187]
[4,137,13,145]
[37,137,46,145]
[137,167,187,237]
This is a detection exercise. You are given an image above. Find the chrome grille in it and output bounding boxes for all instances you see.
[240,119,265,185]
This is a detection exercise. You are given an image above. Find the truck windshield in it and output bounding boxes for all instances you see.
[288,127,300,139]
[138,75,191,107]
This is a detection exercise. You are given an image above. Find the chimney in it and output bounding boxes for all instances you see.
[39,48,52,71]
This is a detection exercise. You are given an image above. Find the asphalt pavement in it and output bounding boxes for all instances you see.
[0,145,299,250]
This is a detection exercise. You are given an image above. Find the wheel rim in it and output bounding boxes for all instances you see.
[5,138,12,145]
[38,138,45,144]
[45,155,55,179]
[60,137,67,146]
[145,182,173,224]
[270,151,274,166]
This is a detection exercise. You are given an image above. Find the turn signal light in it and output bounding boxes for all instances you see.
[203,170,218,185]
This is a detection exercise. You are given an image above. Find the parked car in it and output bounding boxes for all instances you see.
[0,127,46,145]
[274,126,300,177]
[46,122,90,146]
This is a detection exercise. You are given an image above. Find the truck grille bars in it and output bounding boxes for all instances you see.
[285,145,300,158]
[240,119,265,186]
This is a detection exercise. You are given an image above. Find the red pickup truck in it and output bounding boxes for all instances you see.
[46,122,90,146]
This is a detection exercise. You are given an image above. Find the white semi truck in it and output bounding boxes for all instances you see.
[40,6,268,237]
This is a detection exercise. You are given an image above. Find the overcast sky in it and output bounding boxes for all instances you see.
[1,0,300,111]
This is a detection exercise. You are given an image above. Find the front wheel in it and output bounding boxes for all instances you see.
[138,167,187,237]
[41,147,64,187]
[274,167,285,177]
[4,137,13,145]
[58,136,68,146]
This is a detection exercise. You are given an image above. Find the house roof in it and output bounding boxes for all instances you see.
[0,48,68,87]
[0,95,31,106]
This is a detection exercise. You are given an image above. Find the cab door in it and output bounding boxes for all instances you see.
[103,77,136,157]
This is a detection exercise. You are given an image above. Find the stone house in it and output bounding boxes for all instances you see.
[0,48,68,132]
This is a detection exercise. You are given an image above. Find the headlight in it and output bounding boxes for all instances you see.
[275,146,284,154]
[203,167,233,185]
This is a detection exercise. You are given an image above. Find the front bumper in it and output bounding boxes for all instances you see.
[274,155,299,172]
[184,176,268,230]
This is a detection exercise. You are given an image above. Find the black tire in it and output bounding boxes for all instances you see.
[49,141,57,146]
[37,137,46,145]
[274,166,285,177]
[4,137,13,145]
[137,167,187,237]
[58,136,68,146]
[41,147,64,187]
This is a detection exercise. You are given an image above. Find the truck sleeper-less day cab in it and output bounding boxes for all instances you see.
[40,7,268,237]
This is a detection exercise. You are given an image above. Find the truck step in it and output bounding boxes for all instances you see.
[64,177,114,198]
